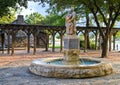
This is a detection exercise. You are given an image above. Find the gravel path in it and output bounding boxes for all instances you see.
[0,63,120,85]
[0,51,120,85]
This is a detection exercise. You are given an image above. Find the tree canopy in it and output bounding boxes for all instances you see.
[36,0,120,58]
[0,8,16,24]
[25,11,65,26]
[41,13,65,26]
[25,12,45,25]
[0,0,28,17]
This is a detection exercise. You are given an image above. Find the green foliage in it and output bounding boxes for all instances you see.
[116,31,120,39]
[49,44,60,48]
[80,40,84,49]
[25,10,65,26]
[79,34,84,41]
[0,15,16,24]
[25,12,45,25]
[56,34,60,39]
[42,13,65,26]
[0,8,16,24]
[0,0,28,17]
[38,0,120,27]
[90,41,95,49]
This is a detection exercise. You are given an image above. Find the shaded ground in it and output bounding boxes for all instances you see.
[0,50,120,85]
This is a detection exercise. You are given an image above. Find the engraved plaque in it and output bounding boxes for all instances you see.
[64,38,79,49]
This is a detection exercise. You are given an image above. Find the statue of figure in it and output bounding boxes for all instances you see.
[65,9,76,35]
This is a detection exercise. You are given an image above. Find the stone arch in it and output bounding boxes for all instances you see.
[0,30,8,53]
[15,30,27,47]
[88,30,96,49]
[77,31,84,50]
[36,31,48,48]
[115,31,120,50]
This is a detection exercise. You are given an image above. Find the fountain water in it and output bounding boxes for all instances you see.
[29,9,113,78]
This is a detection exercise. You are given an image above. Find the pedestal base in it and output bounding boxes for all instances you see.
[63,35,80,65]
[63,49,80,65]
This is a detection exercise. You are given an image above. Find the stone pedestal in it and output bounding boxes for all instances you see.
[63,35,80,65]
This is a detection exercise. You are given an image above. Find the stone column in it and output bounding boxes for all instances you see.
[63,9,80,65]
[63,35,80,65]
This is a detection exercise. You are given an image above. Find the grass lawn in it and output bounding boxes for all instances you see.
[49,44,61,48]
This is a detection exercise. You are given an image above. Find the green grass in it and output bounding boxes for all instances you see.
[49,44,61,48]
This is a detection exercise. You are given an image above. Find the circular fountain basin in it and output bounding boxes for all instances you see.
[29,57,113,78]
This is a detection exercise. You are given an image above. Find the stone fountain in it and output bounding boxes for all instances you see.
[29,9,113,78]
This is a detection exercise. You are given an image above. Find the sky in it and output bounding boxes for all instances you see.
[16,1,48,17]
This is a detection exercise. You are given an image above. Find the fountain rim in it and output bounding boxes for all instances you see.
[29,57,113,78]
[31,57,110,68]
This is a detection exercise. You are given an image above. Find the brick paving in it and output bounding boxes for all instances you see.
[0,49,120,85]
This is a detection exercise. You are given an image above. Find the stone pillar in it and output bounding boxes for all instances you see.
[64,9,80,65]
[63,35,80,65]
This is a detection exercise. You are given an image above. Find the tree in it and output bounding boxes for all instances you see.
[25,12,45,25]
[0,0,27,17]
[116,31,120,39]
[0,8,16,24]
[36,0,120,58]
[41,13,65,26]
[81,0,120,58]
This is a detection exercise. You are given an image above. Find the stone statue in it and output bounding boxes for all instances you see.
[65,9,76,35]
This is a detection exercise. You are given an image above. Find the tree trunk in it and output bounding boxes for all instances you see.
[101,36,108,58]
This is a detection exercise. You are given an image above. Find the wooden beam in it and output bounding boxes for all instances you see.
[27,32,30,53]
[7,31,10,54]
[33,33,37,55]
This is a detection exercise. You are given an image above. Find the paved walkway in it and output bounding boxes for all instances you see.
[0,50,120,85]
